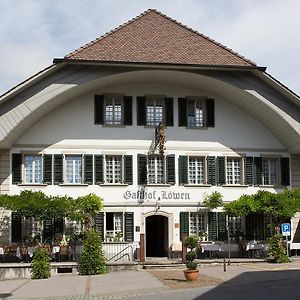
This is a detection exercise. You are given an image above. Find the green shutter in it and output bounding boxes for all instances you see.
[208,212,217,241]
[245,157,254,185]
[94,212,104,240]
[217,157,226,185]
[43,154,53,184]
[84,155,93,184]
[254,157,263,185]
[280,157,290,186]
[124,155,133,184]
[206,98,215,127]
[124,96,132,126]
[178,155,188,185]
[207,156,216,185]
[125,212,134,242]
[94,95,104,124]
[245,213,265,240]
[166,154,175,185]
[137,154,147,185]
[217,212,227,241]
[137,97,146,126]
[180,212,189,240]
[12,153,22,184]
[94,155,104,184]
[165,97,174,127]
[178,98,187,127]
[54,154,63,184]
[11,212,22,243]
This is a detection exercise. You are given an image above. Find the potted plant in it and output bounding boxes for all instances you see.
[183,235,199,281]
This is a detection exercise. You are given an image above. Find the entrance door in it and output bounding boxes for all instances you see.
[146,215,168,257]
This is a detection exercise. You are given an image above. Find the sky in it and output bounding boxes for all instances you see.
[0,0,299,96]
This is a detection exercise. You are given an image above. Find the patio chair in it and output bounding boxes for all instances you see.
[19,246,28,262]
[59,245,69,262]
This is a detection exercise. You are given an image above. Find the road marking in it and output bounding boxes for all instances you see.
[240,264,290,271]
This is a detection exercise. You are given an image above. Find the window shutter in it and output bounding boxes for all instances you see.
[123,96,132,126]
[217,212,227,241]
[43,219,53,243]
[180,212,189,241]
[11,212,22,243]
[217,157,226,185]
[84,155,93,184]
[166,154,175,185]
[94,212,104,240]
[137,96,146,126]
[253,157,263,185]
[244,157,254,185]
[178,98,187,127]
[125,212,134,242]
[94,95,104,125]
[207,156,216,185]
[43,154,53,184]
[12,153,22,184]
[280,157,290,186]
[137,154,147,185]
[124,155,133,185]
[178,155,188,185]
[208,212,217,241]
[206,98,215,127]
[54,154,63,184]
[165,97,174,127]
[94,155,104,184]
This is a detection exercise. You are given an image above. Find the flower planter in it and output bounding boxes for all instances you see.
[183,269,199,281]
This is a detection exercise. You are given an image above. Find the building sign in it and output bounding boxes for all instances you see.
[123,190,190,201]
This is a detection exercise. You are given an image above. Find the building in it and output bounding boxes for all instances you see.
[0,9,300,258]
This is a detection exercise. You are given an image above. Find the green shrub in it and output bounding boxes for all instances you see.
[184,235,199,250]
[186,261,198,270]
[78,229,107,275]
[186,251,197,262]
[269,234,289,263]
[184,235,199,270]
[31,247,51,279]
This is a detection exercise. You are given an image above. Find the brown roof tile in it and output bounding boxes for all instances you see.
[65,9,256,67]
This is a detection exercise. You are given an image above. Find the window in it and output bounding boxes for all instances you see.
[190,212,207,239]
[228,216,242,238]
[24,155,42,183]
[65,155,82,184]
[263,158,278,185]
[105,212,123,239]
[106,156,122,183]
[148,155,164,184]
[188,157,205,184]
[187,99,205,127]
[226,158,241,184]
[105,96,123,125]
[146,98,163,126]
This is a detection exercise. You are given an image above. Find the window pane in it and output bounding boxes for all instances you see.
[147,99,163,126]
[226,158,240,184]
[105,97,122,125]
[148,156,164,184]
[24,155,42,183]
[187,99,204,127]
[106,156,122,183]
[190,213,206,236]
[66,156,82,183]
[263,159,277,185]
[189,157,204,184]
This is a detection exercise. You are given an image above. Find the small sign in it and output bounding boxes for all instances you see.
[281,223,291,236]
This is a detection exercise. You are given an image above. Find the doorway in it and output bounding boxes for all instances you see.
[146,215,169,257]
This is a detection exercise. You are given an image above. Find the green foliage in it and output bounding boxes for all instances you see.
[203,191,223,210]
[78,229,107,275]
[268,234,289,263]
[31,247,51,279]
[184,235,199,270]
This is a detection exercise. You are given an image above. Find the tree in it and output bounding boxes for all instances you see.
[202,191,223,210]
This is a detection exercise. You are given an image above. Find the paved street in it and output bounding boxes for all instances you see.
[0,260,300,299]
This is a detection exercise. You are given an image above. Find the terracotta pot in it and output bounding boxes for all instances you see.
[184,269,199,281]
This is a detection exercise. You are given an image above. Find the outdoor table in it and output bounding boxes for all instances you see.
[246,242,267,258]
[200,243,222,258]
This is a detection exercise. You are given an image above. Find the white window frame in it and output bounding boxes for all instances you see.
[186,97,206,128]
[226,157,242,185]
[147,155,165,184]
[228,216,243,239]
[262,158,279,185]
[188,156,205,184]
[65,155,83,184]
[105,212,124,240]
[146,96,164,126]
[189,212,207,240]
[105,155,123,184]
[23,155,43,184]
[104,94,123,125]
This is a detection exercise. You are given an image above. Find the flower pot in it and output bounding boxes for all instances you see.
[183,269,199,281]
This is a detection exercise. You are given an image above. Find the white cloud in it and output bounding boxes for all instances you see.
[0,0,299,95]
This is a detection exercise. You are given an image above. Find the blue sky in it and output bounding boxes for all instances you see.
[1,0,299,95]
